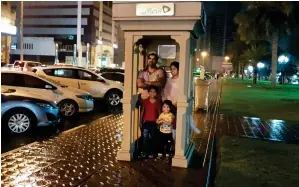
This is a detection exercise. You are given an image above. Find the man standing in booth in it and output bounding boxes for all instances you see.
[137,52,166,98]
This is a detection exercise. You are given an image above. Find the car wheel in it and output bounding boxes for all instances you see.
[58,100,78,117]
[106,90,122,107]
[5,109,35,134]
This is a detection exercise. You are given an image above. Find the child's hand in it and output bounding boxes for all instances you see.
[156,119,161,124]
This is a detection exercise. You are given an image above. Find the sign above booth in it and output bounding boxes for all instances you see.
[136,3,174,16]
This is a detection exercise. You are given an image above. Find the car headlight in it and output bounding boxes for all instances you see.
[76,95,94,101]
[36,103,56,109]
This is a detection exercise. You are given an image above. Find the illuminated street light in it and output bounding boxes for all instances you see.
[278,55,289,64]
[225,56,229,61]
[200,51,207,79]
[257,62,265,68]
[201,51,207,66]
[248,65,253,73]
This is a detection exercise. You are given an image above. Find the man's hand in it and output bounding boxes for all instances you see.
[137,78,149,89]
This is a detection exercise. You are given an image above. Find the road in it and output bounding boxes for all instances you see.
[1,99,112,153]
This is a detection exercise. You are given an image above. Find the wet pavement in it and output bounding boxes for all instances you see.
[1,99,110,153]
[1,81,221,187]
[2,79,299,187]
[216,115,299,143]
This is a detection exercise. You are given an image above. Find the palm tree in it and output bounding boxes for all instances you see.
[228,34,249,79]
[241,44,269,84]
[234,2,294,88]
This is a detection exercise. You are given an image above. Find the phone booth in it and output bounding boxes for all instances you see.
[113,1,205,168]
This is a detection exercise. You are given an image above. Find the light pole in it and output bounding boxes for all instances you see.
[200,51,207,79]
[77,1,82,66]
[257,62,265,80]
[20,1,24,61]
[278,55,289,84]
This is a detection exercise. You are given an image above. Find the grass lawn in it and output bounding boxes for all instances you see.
[220,79,299,122]
[216,136,299,187]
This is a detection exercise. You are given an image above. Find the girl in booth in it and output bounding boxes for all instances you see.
[156,100,175,159]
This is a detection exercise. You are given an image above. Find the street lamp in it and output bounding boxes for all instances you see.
[201,51,207,65]
[278,55,289,64]
[257,62,265,69]
[200,51,207,79]
[225,56,229,61]
[278,55,289,84]
[248,65,253,73]
[257,62,265,80]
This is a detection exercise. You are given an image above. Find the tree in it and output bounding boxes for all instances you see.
[241,44,269,84]
[228,34,249,79]
[234,2,294,88]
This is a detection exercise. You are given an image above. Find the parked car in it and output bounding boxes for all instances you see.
[1,70,94,117]
[100,68,124,73]
[100,72,124,84]
[13,60,41,72]
[1,88,60,134]
[34,66,124,107]
[88,66,101,74]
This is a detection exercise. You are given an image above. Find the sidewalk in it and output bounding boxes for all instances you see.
[1,79,221,187]
[3,79,298,187]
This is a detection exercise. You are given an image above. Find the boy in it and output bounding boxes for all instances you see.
[140,86,161,159]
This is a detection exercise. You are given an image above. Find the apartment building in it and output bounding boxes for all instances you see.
[10,1,122,67]
[1,1,17,65]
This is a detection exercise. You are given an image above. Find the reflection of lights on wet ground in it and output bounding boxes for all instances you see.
[268,119,285,140]
[251,117,260,120]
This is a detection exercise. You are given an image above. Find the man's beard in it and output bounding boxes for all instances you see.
[147,62,156,68]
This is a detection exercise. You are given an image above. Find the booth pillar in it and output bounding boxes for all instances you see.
[117,32,142,161]
[171,32,194,168]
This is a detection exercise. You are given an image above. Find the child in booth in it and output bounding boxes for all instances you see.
[140,86,161,159]
[156,100,175,158]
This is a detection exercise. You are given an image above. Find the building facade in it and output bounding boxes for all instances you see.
[10,1,122,67]
[1,1,17,65]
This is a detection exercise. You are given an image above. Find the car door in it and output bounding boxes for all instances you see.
[2,73,59,102]
[101,72,115,81]
[76,69,106,98]
[16,74,61,102]
[114,73,125,84]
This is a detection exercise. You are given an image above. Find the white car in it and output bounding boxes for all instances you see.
[13,60,41,72]
[1,70,94,117]
[34,66,124,107]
